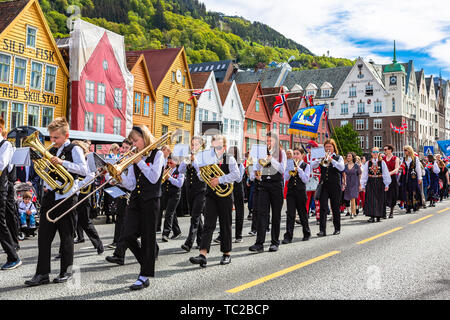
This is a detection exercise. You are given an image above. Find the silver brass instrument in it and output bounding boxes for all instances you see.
[200,163,234,198]
[22,131,74,194]
[45,131,175,223]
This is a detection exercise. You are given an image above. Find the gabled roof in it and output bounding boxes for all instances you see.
[217,81,233,105]
[283,66,352,98]
[125,53,156,101]
[234,68,284,88]
[190,72,211,90]
[189,60,234,82]
[127,48,183,91]
[0,0,29,34]
[415,70,424,89]
[425,76,434,97]
[126,54,140,71]
[236,82,259,111]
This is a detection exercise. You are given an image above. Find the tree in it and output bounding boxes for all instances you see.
[330,123,362,156]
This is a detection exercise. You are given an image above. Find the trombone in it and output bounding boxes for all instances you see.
[45,131,174,223]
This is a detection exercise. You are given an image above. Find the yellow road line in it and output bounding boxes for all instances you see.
[409,214,434,224]
[438,208,450,213]
[357,227,403,245]
[226,250,341,294]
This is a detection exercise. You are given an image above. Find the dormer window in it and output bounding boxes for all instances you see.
[321,89,331,97]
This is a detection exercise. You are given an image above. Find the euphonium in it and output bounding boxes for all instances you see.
[78,177,92,194]
[22,131,74,194]
[200,163,234,198]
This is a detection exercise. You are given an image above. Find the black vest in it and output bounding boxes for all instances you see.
[185,163,206,193]
[130,149,163,201]
[287,162,307,193]
[206,153,231,198]
[48,143,78,194]
[260,151,283,184]
[162,165,181,195]
[320,155,342,185]
[0,139,9,190]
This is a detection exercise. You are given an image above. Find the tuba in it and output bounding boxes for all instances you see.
[200,163,234,198]
[22,131,74,194]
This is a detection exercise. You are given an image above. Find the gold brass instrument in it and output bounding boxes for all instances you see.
[258,147,272,168]
[78,177,92,194]
[289,159,300,177]
[22,131,74,194]
[321,152,332,167]
[45,131,174,223]
[161,167,172,184]
[200,164,234,198]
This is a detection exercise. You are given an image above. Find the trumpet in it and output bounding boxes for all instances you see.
[45,132,174,223]
[321,152,332,167]
[289,159,300,177]
[200,164,234,197]
[161,167,173,184]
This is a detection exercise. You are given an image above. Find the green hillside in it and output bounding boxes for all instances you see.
[37,0,354,69]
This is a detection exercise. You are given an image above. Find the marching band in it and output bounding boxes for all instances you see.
[2,116,450,291]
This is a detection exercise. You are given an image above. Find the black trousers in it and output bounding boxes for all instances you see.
[123,197,159,277]
[6,181,19,248]
[75,194,102,249]
[285,188,310,240]
[256,181,284,246]
[162,192,181,237]
[36,192,77,275]
[233,182,245,239]
[319,183,341,233]
[250,184,259,232]
[184,189,205,249]
[0,183,18,262]
[113,197,128,244]
[200,194,233,254]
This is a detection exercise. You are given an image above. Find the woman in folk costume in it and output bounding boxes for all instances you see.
[424,155,440,207]
[361,147,391,223]
[399,146,423,213]
[382,144,400,218]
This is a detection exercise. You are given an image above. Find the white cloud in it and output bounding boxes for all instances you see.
[202,0,450,74]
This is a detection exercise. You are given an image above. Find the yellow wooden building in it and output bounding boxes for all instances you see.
[126,47,196,143]
[126,53,157,132]
[0,0,69,131]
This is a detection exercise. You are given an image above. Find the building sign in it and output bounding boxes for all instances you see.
[3,38,56,62]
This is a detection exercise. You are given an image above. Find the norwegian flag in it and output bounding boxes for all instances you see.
[402,120,408,129]
[273,93,289,113]
[188,89,211,101]
[390,123,394,129]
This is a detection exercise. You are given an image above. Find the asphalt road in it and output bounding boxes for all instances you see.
[1,200,449,301]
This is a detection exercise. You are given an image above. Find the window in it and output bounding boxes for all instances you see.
[171,72,176,83]
[14,57,27,86]
[223,118,229,134]
[143,95,150,116]
[44,65,56,92]
[208,90,212,100]
[279,107,283,118]
[247,119,252,133]
[27,105,39,126]
[373,119,382,130]
[231,99,234,108]
[374,101,382,113]
[349,86,356,97]
[392,98,396,112]
[235,120,240,135]
[182,76,186,87]
[273,122,277,133]
[97,83,106,105]
[365,84,373,96]
[163,96,169,115]
[198,109,203,121]
[134,92,142,114]
[357,102,365,113]
[203,110,209,121]
[103,60,108,70]
[178,102,184,120]
[96,114,105,133]
[255,100,260,112]
[85,81,95,103]
[26,26,37,48]
[212,112,217,121]
[30,61,43,90]
[162,125,168,136]
[374,136,382,148]
[0,100,7,124]
[322,89,331,97]
[185,104,191,121]
[11,102,24,129]
[341,120,348,127]
[230,119,235,134]
[340,103,348,115]
[84,112,94,131]
[306,90,316,97]
[355,119,364,130]
[113,117,121,135]
[0,53,11,83]
[42,107,53,127]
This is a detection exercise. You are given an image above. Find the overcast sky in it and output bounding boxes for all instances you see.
[202,0,450,79]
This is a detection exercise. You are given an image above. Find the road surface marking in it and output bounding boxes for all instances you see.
[438,208,450,213]
[226,250,341,294]
[409,214,434,224]
[357,227,403,245]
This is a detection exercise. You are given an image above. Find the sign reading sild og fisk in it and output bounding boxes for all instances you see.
[0,0,69,131]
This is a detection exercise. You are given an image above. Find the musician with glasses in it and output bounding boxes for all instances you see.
[311,139,345,237]
[361,147,391,223]
[189,135,240,267]
[25,117,89,286]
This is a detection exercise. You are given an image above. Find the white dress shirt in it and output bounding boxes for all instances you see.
[284,160,311,184]
[252,149,287,176]
[168,167,185,189]
[311,153,345,171]
[0,136,13,175]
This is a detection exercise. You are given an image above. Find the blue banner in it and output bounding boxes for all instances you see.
[436,140,450,157]
[288,104,326,138]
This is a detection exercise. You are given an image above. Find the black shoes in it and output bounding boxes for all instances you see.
[368,217,375,223]
[162,235,169,242]
[282,238,292,244]
[302,235,311,241]
[220,255,231,265]
[333,230,340,235]
[317,231,326,237]
[130,278,149,290]
[105,255,124,265]
[53,273,72,283]
[74,238,85,244]
[249,244,264,253]
[25,274,50,287]
[268,244,279,252]
[189,254,207,267]
[170,232,182,240]
[97,244,104,255]
[181,244,191,252]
